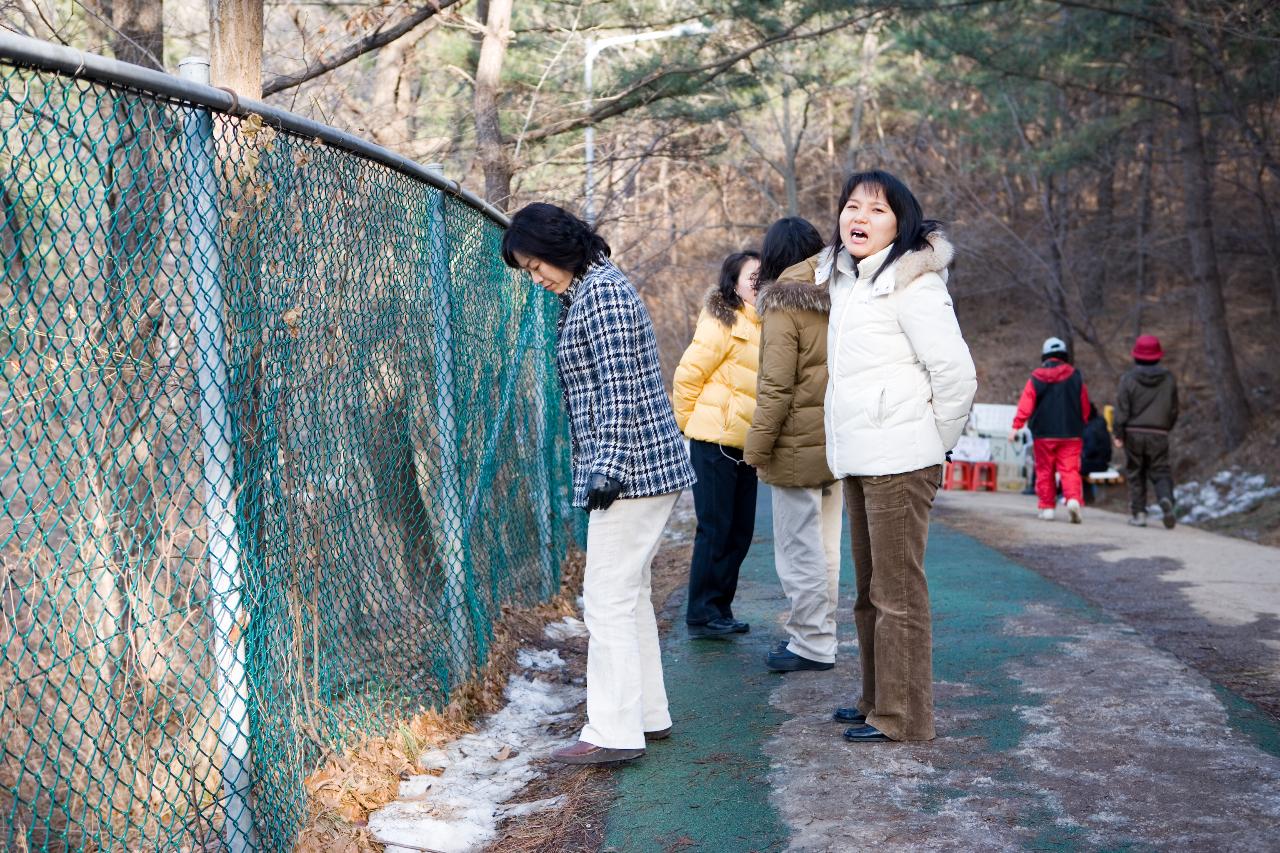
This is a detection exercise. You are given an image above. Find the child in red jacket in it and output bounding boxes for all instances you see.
[1008,337,1091,523]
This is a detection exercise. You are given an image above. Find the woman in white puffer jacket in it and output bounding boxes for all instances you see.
[816,170,977,745]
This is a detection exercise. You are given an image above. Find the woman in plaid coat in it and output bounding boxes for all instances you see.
[501,203,695,765]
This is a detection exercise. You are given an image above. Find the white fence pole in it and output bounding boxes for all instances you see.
[529,294,557,597]
[178,55,257,853]
[424,166,475,678]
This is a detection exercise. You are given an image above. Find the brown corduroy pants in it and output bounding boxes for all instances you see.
[843,465,942,741]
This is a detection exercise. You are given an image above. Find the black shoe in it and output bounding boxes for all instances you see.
[725,619,750,633]
[766,646,834,672]
[843,724,891,742]
[833,707,866,724]
[689,618,741,640]
[1159,497,1177,529]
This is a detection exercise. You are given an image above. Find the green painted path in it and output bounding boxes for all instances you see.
[601,488,1280,852]
[602,488,851,853]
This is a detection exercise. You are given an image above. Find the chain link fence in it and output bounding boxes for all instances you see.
[1,35,571,851]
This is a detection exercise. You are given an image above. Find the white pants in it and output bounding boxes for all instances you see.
[772,484,844,663]
[580,491,679,749]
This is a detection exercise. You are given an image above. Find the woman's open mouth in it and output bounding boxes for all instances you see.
[849,228,868,241]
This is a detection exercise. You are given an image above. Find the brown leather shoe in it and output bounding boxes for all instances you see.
[550,740,644,765]
[645,726,672,741]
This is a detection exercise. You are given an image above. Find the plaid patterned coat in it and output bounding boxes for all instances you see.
[555,260,695,508]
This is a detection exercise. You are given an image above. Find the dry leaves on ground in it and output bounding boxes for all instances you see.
[295,549,586,852]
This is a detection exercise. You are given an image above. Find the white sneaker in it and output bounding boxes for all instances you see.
[1067,499,1082,524]
[1038,508,1055,521]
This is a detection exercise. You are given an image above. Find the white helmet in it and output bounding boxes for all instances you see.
[1041,336,1068,358]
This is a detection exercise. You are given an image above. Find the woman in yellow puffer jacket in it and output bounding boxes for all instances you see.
[672,251,763,639]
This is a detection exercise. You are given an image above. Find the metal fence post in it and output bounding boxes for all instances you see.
[424,166,476,678]
[530,294,557,596]
[178,56,257,852]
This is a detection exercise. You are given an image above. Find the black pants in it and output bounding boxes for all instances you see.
[1124,431,1174,516]
[685,439,758,625]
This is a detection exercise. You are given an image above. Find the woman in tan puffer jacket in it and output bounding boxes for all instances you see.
[744,218,844,674]
[672,251,762,638]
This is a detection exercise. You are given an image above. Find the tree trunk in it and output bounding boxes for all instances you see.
[844,30,874,174]
[1171,38,1251,448]
[210,0,263,96]
[1085,159,1114,317]
[781,86,799,216]
[473,0,514,209]
[102,0,166,690]
[112,0,163,69]
[80,0,116,55]
[1253,166,1280,320]
[370,28,430,151]
[1134,124,1155,336]
[2,184,30,295]
[1042,173,1075,352]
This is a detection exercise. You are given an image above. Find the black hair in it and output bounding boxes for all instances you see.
[1134,357,1161,366]
[758,217,824,287]
[830,170,941,283]
[500,202,611,277]
[716,251,761,309]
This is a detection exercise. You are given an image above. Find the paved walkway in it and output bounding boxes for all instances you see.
[600,487,1280,852]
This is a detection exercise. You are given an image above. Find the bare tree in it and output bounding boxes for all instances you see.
[474,0,515,208]
[261,0,467,97]
[1170,29,1252,447]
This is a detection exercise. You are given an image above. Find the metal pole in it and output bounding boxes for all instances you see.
[424,164,477,678]
[580,24,709,226]
[583,39,596,226]
[529,293,556,596]
[178,55,257,853]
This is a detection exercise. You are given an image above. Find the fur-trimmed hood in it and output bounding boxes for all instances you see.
[755,278,832,316]
[703,286,744,329]
[816,231,955,294]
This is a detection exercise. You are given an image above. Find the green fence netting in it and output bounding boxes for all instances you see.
[1,47,572,851]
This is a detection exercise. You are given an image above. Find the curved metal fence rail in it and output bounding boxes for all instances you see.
[0,32,571,851]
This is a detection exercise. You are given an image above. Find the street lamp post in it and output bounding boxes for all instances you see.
[583,22,709,225]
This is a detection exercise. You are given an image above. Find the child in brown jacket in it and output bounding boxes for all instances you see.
[1114,335,1179,528]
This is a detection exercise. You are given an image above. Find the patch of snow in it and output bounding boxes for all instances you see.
[369,674,584,853]
[516,648,565,671]
[415,748,450,773]
[543,616,588,641]
[662,491,697,544]
[494,795,566,820]
[1154,468,1280,523]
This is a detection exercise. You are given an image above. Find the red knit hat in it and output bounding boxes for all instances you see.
[1132,334,1164,361]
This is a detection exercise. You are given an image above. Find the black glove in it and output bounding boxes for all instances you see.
[585,473,623,512]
